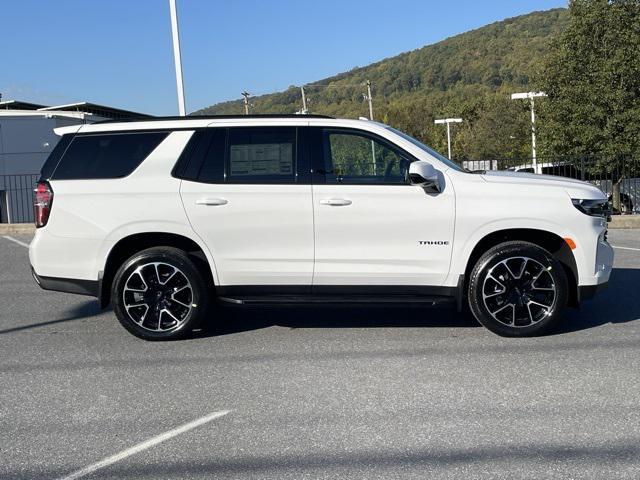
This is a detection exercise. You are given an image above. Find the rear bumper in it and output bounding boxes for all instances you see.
[31,266,99,297]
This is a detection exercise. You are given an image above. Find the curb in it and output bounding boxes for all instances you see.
[0,223,36,235]
[608,216,640,229]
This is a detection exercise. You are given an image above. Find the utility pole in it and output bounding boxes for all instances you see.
[241,91,250,115]
[364,80,374,120]
[511,92,547,171]
[300,86,308,114]
[168,0,186,116]
[434,118,463,159]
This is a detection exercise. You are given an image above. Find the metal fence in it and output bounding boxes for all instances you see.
[463,156,640,215]
[0,174,39,224]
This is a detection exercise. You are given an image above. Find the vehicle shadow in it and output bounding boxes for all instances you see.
[200,303,479,338]
[556,267,640,334]
[10,269,632,338]
[0,300,105,335]
[197,267,640,338]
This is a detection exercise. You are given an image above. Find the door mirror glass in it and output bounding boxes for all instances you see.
[409,162,440,192]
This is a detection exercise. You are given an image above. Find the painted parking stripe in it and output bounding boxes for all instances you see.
[2,235,30,248]
[56,409,231,480]
[611,245,640,252]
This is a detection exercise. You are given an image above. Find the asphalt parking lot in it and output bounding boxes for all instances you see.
[1,231,639,479]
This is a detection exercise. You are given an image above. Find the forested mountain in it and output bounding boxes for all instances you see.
[193,9,568,161]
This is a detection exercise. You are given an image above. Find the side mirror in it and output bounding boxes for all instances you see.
[409,162,441,192]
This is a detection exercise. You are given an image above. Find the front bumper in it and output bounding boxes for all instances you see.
[577,233,613,302]
[577,281,608,302]
[31,266,99,297]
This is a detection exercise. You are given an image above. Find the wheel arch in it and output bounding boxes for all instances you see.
[99,232,215,309]
[463,228,579,307]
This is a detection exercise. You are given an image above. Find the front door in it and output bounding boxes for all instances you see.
[311,128,455,288]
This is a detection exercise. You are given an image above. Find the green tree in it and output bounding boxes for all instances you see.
[538,0,640,209]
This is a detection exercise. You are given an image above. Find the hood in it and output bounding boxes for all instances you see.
[480,170,607,200]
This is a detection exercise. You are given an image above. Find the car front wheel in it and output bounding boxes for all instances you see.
[111,247,209,340]
[468,241,568,337]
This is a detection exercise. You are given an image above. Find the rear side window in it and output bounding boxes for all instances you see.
[226,128,296,183]
[52,132,168,180]
[39,134,73,180]
[196,129,226,183]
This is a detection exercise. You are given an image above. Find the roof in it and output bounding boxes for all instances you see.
[0,100,47,110]
[53,115,371,137]
[95,113,333,124]
[38,102,151,120]
[52,117,458,174]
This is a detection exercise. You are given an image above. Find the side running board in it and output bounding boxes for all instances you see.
[217,295,456,306]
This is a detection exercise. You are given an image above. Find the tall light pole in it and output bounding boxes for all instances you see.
[300,86,308,114]
[511,92,547,171]
[168,0,186,116]
[363,80,374,120]
[241,91,251,115]
[434,118,463,159]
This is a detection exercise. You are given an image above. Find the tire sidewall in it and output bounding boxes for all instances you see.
[111,247,208,340]
[468,242,568,337]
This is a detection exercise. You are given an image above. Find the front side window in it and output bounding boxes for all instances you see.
[226,128,296,183]
[52,131,168,180]
[324,130,410,184]
[384,125,464,172]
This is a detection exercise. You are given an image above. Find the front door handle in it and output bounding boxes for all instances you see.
[195,197,228,206]
[320,198,352,206]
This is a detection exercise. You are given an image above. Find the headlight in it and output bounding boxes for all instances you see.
[572,198,611,220]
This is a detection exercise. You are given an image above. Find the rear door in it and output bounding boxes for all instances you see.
[310,127,455,289]
[180,126,314,288]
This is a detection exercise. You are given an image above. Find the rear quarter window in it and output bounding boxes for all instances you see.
[39,134,73,180]
[51,131,168,180]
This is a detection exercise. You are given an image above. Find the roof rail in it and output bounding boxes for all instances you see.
[93,113,335,124]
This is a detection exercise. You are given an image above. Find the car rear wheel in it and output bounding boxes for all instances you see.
[111,247,209,340]
[468,241,568,337]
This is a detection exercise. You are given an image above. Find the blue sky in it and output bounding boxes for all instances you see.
[1,0,567,115]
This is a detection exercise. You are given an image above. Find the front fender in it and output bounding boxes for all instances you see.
[447,218,584,286]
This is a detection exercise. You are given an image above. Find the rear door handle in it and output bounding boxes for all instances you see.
[195,197,228,206]
[320,198,352,206]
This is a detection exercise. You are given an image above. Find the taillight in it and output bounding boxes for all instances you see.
[34,181,53,228]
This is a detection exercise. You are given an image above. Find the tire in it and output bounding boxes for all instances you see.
[111,247,209,340]
[467,241,568,337]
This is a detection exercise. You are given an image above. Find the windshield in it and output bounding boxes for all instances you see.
[384,126,465,172]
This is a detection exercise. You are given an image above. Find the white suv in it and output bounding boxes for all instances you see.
[29,115,613,340]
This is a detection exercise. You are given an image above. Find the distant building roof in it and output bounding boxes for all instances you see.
[38,102,151,120]
[0,98,150,119]
[0,109,105,121]
[0,100,47,110]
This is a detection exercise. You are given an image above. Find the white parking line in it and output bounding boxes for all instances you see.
[2,235,30,248]
[611,245,640,252]
[56,409,231,480]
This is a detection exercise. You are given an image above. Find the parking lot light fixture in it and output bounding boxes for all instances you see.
[434,118,463,159]
[510,92,547,171]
